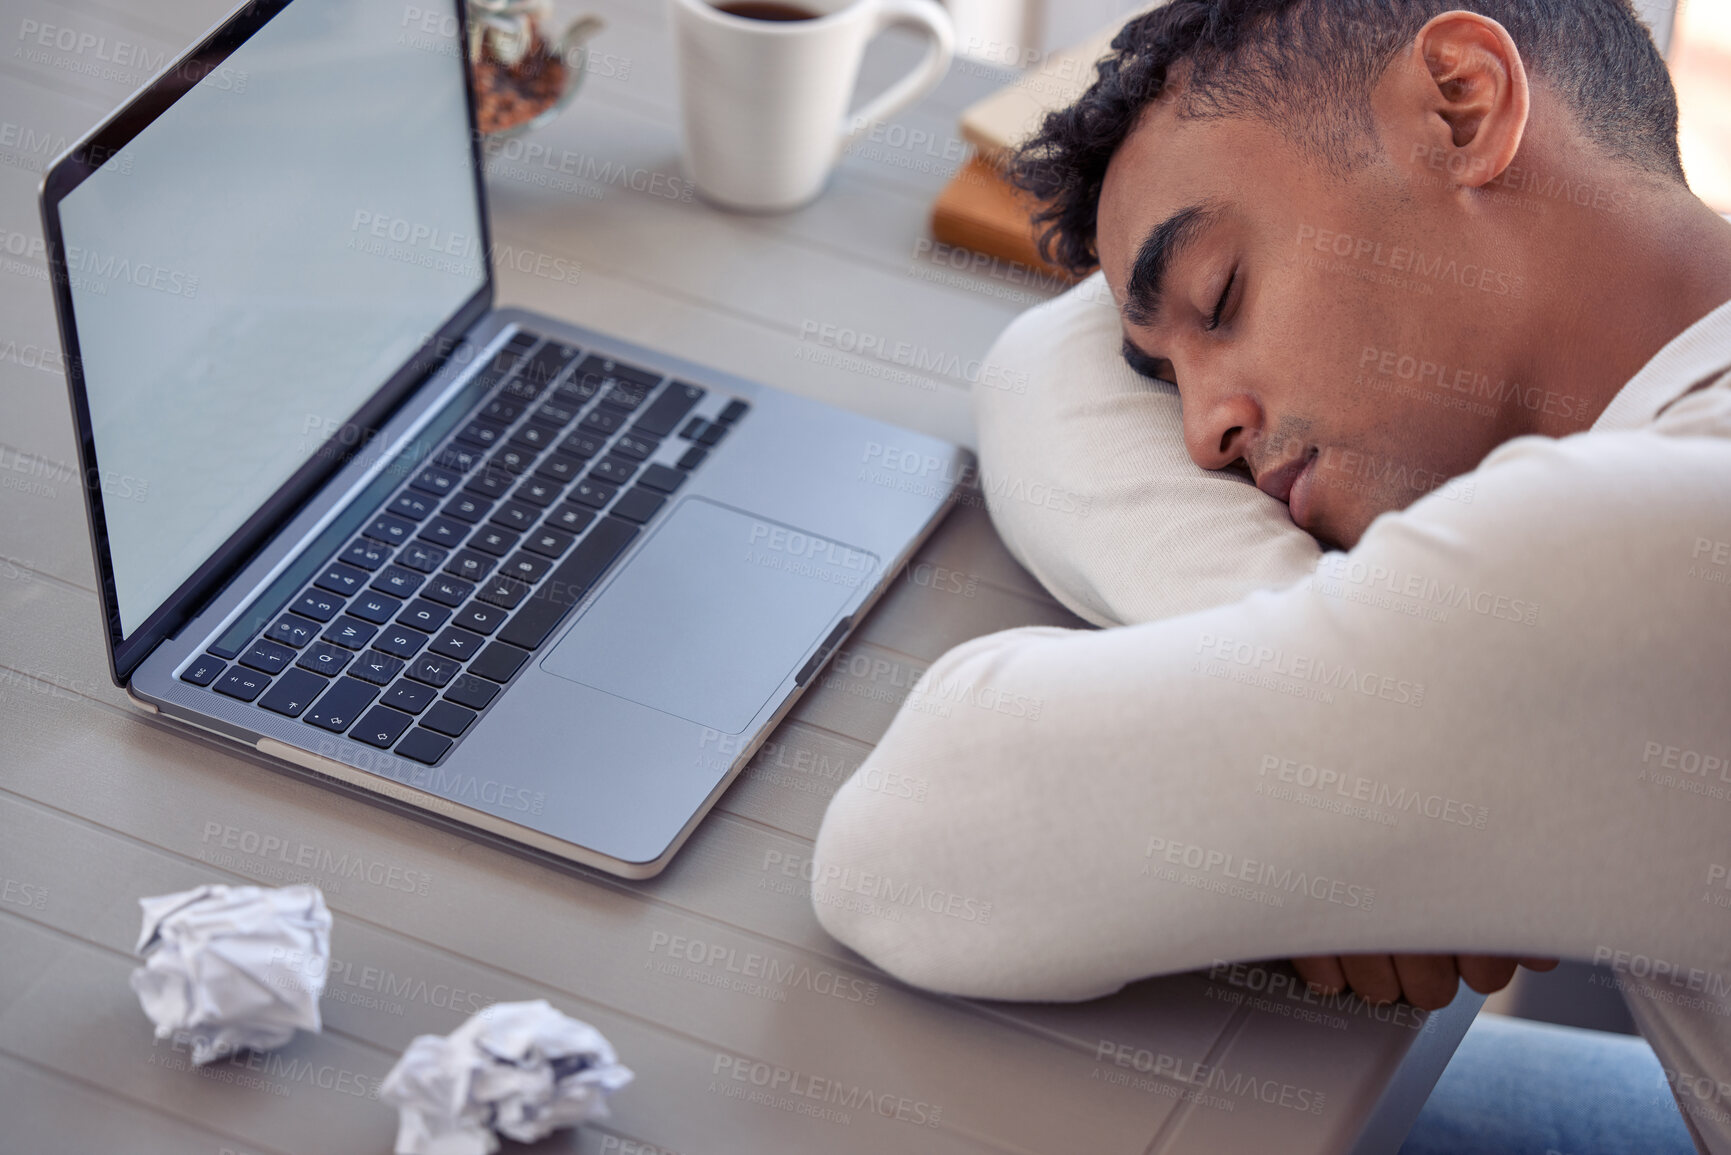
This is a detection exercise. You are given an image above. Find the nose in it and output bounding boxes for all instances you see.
[1181,383,1261,471]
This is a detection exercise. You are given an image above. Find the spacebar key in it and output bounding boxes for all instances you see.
[498,516,639,649]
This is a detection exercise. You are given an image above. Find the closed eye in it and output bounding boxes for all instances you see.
[1208,267,1237,331]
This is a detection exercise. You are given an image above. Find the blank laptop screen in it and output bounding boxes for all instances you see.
[56,0,484,637]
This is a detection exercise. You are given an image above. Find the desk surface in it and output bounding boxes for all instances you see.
[0,1,1476,1152]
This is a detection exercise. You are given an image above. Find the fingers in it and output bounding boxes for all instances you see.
[1392,954,1461,1009]
[1291,955,1347,993]
[1339,954,1403,1004]
[1457,954,1520,994]
[1518,957,1561,972]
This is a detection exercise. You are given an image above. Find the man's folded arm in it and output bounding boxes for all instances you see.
[813,429,1731,1004]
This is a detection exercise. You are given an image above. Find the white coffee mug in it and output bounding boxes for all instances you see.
[670,0,955,212]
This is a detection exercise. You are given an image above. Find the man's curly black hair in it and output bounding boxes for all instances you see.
[1008,0,1683,277]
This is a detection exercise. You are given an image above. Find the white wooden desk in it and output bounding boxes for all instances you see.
[0,1,1478,1151]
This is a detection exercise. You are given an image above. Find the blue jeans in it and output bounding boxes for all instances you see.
[1400,1013,1698,1155]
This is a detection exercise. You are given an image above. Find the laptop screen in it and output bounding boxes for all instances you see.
[54,0,485,641]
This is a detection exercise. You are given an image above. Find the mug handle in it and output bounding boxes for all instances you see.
[839,0,956,146]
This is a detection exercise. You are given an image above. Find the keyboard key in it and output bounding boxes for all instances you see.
[638,464,686,494]
[500,375,548,404]
[455,419,507,450]
[533,452,585,485]
[442,494,493,524]
[214,667,270,702]
[522,340,579,386]
[677,446,708,470]
[297,642,353,677]
[351,650,405,685]
[407,653,461,687]
[580,408,624,436]
[612,433,658,461]
[559,431,605,460]
[463,467,515,499]
[420,575,474,608]
[293,589,344,622]
[512,477,560,508]
[396,543,447,574]
[421,701,478,737]
[342,538,391,571]
[500,551,552,584]
[634,382,705,437]
[480,397,522,424]
[352,705,415,749]
[523,527,574,559]
[434,445,483,475]
[718,398,751,424]
[347,591,402,625]
[453,600,507,635]
[444,550,496,583]
[509,423,557,452]
[398,599,452,634]
[321,615,379,650]
[395,727,453,765]
[314,562,369,598]
[410,466,461,497]
[570,479,616,509]
[371,565,424,598]
[267,613,322,648]
[695,421,727,447]
[470,526,519,557]
[240,638,297,675]
[476,574,532,610]
[590,455,638,485]
[180,655,225,686]
[429,625,487,661]
[390,491,437,520]
[259,668,327,717]
[491,446,538,475]
[575,355,660,391]
[374,625,431,659]
[679,417,706,440]
[547,504,596,534]
[498,517,639,650]
[470,642,531,683]
[504,330,537,354]
[444,674,500,710]
[599,380,649,412]
[612,487,667,525]
[384,679,436,713]
[488,502,538,533]
[532,398,580,428]
[418,516,469,549]
[365,513,416,547]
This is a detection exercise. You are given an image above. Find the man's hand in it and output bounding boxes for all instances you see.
[1291,954,1560,1010]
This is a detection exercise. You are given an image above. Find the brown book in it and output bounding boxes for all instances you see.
[929,156,1072,282]
[927,10,1156,283]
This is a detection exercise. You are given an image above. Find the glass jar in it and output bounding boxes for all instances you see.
[467,0,603,137]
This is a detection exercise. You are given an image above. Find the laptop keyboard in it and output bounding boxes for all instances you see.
[177,328,749,766]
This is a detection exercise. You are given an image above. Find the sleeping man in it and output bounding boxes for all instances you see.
[811,0,1731,1150]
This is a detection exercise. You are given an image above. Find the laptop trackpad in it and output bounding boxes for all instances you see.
[541,498,876,734]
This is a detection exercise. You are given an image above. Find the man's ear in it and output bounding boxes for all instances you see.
[1378,10,1529,190]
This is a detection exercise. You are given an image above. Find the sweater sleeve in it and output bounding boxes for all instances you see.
[812,426,1731,1150]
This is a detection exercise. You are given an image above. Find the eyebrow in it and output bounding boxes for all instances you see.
[1121,202,1219,329]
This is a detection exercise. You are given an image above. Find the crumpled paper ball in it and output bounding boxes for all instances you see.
[380,999,634,1155]
[129,883,332,1065]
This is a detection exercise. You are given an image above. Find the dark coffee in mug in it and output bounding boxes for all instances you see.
[712,2,819,19]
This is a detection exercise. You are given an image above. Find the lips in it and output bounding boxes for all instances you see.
[1256,448,1319,530]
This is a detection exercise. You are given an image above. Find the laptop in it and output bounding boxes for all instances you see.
[38,0,968,879]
